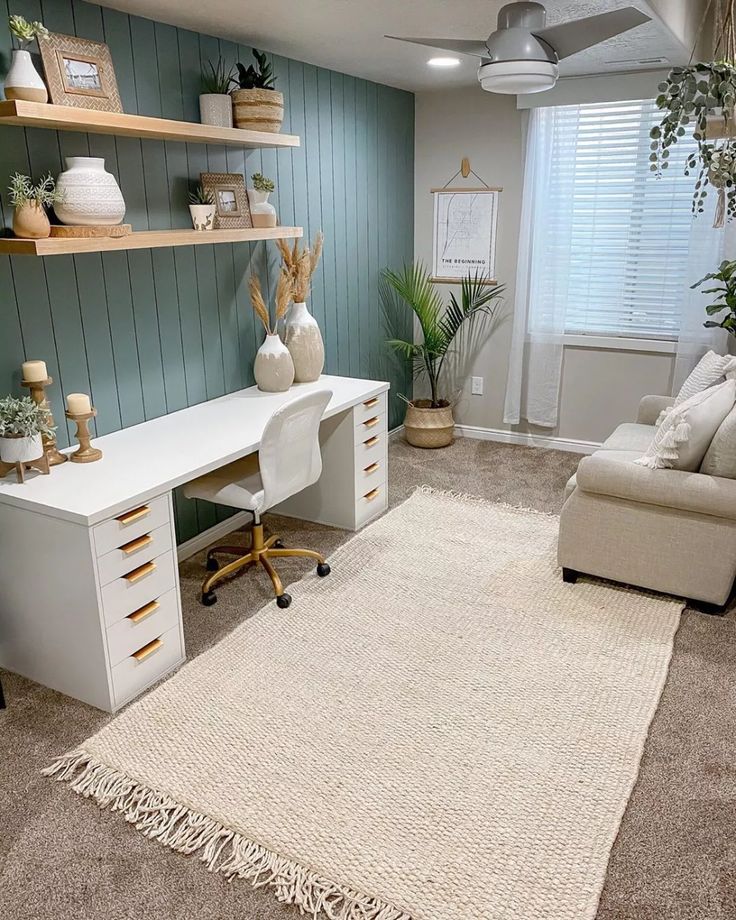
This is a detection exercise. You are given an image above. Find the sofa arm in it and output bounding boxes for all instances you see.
[637,394,675,425]
[575,454,736,520]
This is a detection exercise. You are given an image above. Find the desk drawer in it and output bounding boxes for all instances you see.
[355,456,387,493]
[106,588,180,666]
[356,483,388,529]
[102,550,177,628]
[112,623,183,708]
[97,523,172,586]
[93,495,170,557]
[355,431,387,470]
[354,413,387,445]
[354,392,387,427]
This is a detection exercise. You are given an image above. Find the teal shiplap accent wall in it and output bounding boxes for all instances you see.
[0,0,414,543]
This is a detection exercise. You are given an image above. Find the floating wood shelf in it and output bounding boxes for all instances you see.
[0,100,300,149]
[0,226,303,256]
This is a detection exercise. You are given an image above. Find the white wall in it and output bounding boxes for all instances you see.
[414,86,675,446]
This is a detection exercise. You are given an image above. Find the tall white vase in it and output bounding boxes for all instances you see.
[247,189,277,227]
[3,49,48,103]
[55,157,126,226]
[254,333,294,392]
[285,301,325,383]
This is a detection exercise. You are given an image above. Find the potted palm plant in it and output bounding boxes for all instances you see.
[0,395,54,466]
[381,264,504,448]
[230,48,283,133]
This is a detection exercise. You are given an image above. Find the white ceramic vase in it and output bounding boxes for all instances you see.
[254,333,294,392]
[4,49,48,103]
[285,301,325,383]
[189,204,216,230]
[247,189,277,227]
[199,93,233,128]
[55,157,126,226]
[0,433,43,464]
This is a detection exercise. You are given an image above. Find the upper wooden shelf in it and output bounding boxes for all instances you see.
[0,100,300,149]
[0,226,303,256]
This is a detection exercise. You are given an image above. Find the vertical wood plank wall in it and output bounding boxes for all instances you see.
[0,0,414,543]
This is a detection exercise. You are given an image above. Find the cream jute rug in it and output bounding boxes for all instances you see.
[45,488,683,920]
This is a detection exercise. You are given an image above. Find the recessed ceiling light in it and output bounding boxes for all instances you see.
[427,57,461,68]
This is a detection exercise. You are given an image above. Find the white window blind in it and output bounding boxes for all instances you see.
[528,99,697,340]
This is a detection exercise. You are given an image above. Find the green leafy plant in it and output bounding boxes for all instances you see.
[8,13,48,48]
[201,56,235,95]
[251,172,274,193]
[380,263,504,408]
[188,183,214,205]
[8,172,62,209]
[692,258,736,338]
[231,49,276,90]
[0,395,55,438]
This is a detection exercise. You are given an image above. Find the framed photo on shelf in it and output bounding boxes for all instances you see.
[201,173,252,229]
[39,32,122,112]
[431,187,500,283]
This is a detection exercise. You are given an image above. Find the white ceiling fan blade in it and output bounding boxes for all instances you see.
[385,36,490,58]
[533,7,651,60]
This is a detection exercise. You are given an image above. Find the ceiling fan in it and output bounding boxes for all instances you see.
[387,1,651,95]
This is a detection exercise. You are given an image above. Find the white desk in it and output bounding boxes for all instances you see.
[0,375,389,711]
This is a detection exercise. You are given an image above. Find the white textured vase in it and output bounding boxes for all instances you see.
[55,157,126,226]
[4,49,48,103]
[254,333,294,392]
[0,433,43,464]
[199,93,233,128]
[285,301,325,383]
[189,204,216,231]
[247,189,277,228]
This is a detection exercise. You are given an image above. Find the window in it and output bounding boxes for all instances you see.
[528,99,698,341]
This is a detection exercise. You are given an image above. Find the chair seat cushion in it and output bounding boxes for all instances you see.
[601,423,656,453]
[183,452,265,512]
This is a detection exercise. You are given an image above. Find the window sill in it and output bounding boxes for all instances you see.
[561,334,676,355]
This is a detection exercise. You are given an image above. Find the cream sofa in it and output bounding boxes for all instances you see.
[558,395,736,610]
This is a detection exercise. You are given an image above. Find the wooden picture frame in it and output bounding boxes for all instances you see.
[201,173,252,229]
[39,32,122,113]
[431,187,501,284]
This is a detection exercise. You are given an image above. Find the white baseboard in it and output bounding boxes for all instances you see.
[389,424,405,440]
[177,511,250,562]
[454,424,599,455]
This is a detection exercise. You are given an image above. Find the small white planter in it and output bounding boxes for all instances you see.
[254,333,294,392]
[4,49,48,103]
[199,93,233,128]
[189,204,216,230]
[247,189,277,227]
[0,433,43,464]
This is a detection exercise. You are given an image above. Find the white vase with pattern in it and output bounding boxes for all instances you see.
[285,301,324,383]
[54,157,126,226]
[254,333,294,392]
[4,49,48,103]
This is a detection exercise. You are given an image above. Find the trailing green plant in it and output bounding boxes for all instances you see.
[200,56,235,95]
[8,13,48,48]
[251,172,274,193]
[188,183,214,205]
[231,48,276,90]
[8,172,62,209]
[380,263,504,408]
[692,258,736,338]
[0,394,55,438]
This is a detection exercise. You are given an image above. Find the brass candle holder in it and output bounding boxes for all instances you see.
[21,375,67,467]
[65,408,103,463]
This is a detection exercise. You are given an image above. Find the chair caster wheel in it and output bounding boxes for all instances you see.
[205,556,219,572]
[273,539,285,549]
[276,593,292,609]
[317,562,331,577]
[201,591,218,606]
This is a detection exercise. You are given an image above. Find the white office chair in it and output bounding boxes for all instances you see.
[183,389,333,609]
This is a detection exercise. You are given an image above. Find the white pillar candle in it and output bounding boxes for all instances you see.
[66,393,91,414]
[22,359,48,382]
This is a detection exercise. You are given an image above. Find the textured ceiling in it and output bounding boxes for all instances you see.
[90,0,693,91]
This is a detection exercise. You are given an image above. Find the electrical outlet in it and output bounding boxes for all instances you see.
[471,376,484,396]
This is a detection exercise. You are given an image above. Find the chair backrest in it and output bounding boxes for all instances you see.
[259,389,332,511]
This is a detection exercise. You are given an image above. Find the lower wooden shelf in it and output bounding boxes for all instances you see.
[0,226,303,256]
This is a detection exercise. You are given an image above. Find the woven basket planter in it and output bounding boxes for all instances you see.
[232,89,284,133]
[404,400,455,449]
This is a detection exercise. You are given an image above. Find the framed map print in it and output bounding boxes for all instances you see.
[431,187,500,283]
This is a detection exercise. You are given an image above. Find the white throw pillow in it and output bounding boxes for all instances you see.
[636,379,736,471]
[700,403,736,479]
[674,351,736,406]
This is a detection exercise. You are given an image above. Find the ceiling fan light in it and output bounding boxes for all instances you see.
[478,60,558,95]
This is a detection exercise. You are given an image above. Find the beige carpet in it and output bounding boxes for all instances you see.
[45,487,683,920]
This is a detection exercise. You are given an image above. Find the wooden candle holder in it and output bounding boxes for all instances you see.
[21,375,67,467]
[0,452,50,483]
[65,408,103,463]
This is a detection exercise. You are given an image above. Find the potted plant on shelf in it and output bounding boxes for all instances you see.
[277,233,325,382]
[230,48,283,133]
[199,57,235,128]
[381,264,504,448]
[188,183,216,231]
[248,172,277,227]
[692,258,736,341]
[0,394,54,467]
[4,14,48,103]
[8,172,62,239]
[249,271,294,392]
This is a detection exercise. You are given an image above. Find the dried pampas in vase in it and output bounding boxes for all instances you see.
[277,232,325,383]
[249,272,294,393]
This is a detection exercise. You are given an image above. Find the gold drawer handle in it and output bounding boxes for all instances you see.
[132,637,163,662]
[124,561,156,584]
[364,488,380,502]
[116,505,151,526]
[364,436,379,448]
[128,600,160,624]
[363,397,379,409]
[121,534,153,556]
[363,462,379,474]
[363,416,379,428]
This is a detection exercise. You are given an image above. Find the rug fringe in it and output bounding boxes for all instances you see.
[414,484,559,518]
[43,750,413,920]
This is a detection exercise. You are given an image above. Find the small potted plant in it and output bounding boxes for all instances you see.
[199,57,235,128]
[8,172,62,239]
[188,183,215,231]
[0,394,54,467]
[230,48,283,133]
[4,14,49,103]
[248,172,277,227]
[692,258,736,340]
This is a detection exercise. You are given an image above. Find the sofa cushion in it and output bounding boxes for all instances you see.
[601,423,656,453]
[564,472,577,502]
[700,403,736,479]
[674,350,736,405]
